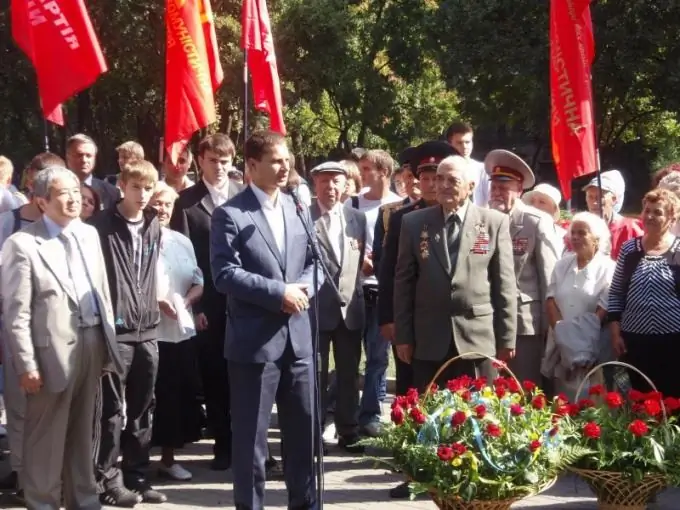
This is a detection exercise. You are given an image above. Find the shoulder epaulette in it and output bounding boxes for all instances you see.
[381,203,405,246]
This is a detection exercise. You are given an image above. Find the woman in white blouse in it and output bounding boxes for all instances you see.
[151,182,204,481]
[542,212,615,400]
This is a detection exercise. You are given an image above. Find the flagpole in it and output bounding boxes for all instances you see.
[160,2,167,167]
[43,118,50,151]
[243,49,249,142]
[589,72,604,220]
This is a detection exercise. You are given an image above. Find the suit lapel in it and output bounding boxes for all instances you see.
[510,204,524,238]
[283,195,299,275]
[312,204,339,268]
[245,188,284,270]
[75,229,107,314]
[34,220,78,305]
[454,203,480,275]
[426,207,451,275]
[340,209,356,267]
[200,193,216,216]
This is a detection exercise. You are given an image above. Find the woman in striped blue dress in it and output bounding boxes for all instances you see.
[608,188,680,397]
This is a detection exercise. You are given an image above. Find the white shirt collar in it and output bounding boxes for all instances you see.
[443,200,470,224]
[84,174,93,186]
[203,177,228,194]
[43,215,80,239]
[250,183,281,211]
[318,201,341,216]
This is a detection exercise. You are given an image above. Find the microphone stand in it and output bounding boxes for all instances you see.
[288,187,345,510]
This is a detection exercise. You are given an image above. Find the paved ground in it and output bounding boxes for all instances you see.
[1,406,679,509]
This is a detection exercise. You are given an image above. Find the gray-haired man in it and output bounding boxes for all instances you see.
[66,134,121,209]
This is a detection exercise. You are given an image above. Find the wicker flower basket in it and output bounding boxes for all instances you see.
[569,467,667,510]
[417,353,561,510]
[569,361,672,510]
[428,477,557,510]
[430,495,519,510]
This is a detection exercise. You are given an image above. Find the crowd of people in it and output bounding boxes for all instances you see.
[0,120,678,510]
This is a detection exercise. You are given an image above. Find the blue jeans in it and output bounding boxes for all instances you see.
[359,301,388,426]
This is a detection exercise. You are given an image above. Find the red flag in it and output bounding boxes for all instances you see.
[549,0,597,200]
[242,0,286,135]
[46,104,65,127]
[11,0,107,126]
[165,0,224,165]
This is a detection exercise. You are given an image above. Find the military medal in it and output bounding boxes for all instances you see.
[512,237,529,256]
[472,223,490,255]
[420,225,430,259]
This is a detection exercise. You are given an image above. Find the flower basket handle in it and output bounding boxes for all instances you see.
[574,361,668,424]
[425,351,525,398]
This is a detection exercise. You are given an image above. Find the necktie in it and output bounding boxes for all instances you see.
[446,214,461,270]
[325,211,342,262]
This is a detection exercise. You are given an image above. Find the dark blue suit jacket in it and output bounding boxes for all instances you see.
[210,186,322,363]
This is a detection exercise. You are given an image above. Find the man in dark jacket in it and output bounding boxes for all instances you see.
[90,159,165,508]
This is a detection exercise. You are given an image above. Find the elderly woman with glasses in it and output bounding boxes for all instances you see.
[150,182,204,481]
[542,212,615,399]
[608,188,680,397]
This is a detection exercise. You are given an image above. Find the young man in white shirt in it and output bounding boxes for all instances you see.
[445,121,489,207]
[344,149,401,436]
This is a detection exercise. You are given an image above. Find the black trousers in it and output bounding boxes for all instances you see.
[412,345,496,393]
[152,340,202,449]
[392,345,414,396]
[623,331,680,398]
[194,311,232,458]
[319,323,362,437]
[93,341,159,491]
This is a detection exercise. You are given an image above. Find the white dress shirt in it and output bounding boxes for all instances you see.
[251,183,286,258]
[203,178,231,207]
[319,202,343,262]
[43,216,100,326]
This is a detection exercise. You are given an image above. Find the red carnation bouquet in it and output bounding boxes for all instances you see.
[361,369,587,504]
[565,383,680,484]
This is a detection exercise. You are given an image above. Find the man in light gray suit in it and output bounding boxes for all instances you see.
[394,155,517,389]
[1,166,123,510]
[309,162,367,453]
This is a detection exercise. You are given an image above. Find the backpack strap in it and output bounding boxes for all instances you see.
[351,195,359,210]
[11,207,22,234]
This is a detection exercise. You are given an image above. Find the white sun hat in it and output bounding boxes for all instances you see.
[522,183,562,221]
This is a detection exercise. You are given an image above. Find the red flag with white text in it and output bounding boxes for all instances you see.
[549,0,597,200]
[11,0,108,126]
[165,0,224,165]
[242,0,286,134]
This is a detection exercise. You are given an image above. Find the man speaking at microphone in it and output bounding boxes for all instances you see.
[210,130,322,510]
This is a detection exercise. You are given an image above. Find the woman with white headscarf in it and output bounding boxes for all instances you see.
[523,183,568,255]
[542,212,615,399]
[582,169,643,260]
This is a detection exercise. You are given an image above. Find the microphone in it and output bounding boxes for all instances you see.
[287,184,305,212]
